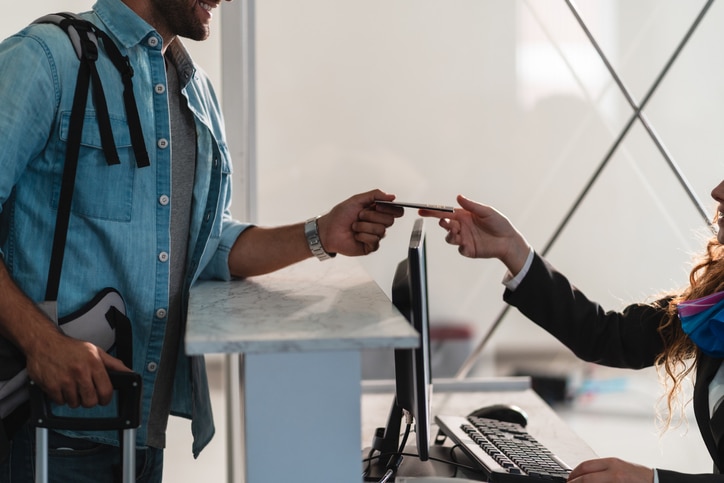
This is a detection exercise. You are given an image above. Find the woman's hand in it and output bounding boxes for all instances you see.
[568,457,654,483]
[419,194,531,274]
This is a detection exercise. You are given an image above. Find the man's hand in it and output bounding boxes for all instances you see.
[0,260,130,409]
[317,189,403,256]
[25,329,130,408]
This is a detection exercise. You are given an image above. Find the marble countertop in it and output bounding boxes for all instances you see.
[185,257,420,355]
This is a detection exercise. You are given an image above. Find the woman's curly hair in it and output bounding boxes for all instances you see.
[658,238,724,428]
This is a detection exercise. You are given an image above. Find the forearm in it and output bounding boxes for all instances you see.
[503,254,666,368]
[0,258,60,356]
[228,224,312,278]
[226,189,401,278]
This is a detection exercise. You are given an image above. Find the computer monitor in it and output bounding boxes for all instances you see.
[370,218,433,468]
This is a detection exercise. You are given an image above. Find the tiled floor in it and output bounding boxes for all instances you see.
[163,354,711,481]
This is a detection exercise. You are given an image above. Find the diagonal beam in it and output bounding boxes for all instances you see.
[560,0,714,238]
[455,0,716,380]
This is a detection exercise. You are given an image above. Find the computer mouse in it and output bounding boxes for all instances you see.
[468,403,528,427]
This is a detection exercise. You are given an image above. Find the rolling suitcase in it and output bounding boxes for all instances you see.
[29,288,141,483]
[29,369,142,483]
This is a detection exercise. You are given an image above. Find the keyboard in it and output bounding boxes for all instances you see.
[435,415,572,482]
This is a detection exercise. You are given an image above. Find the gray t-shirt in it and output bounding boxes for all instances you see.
[146,52,197,449]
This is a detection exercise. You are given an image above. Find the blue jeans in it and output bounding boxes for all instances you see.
[0,423,164,482]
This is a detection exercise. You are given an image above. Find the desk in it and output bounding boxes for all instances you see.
[362,378,598,480]
[185,257,419,483]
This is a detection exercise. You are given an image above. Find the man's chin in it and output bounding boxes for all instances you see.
[178,23,211,42]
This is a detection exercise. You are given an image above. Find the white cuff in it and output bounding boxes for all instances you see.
[502,247,535,291]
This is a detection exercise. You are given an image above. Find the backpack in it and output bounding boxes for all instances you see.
[0,12,149,462]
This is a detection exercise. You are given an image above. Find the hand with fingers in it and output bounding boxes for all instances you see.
[567,457,654,483]
[26,329,130,408]
[418,194,532,275]
[318,189,404,256]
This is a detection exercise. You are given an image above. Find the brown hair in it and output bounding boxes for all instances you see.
[657,238,724,427]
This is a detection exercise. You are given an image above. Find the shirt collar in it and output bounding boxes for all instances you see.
[93,0,197,87]
[166,40,197,89]
[93,0,157,51]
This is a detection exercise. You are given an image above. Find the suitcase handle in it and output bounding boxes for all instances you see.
[29,370,142,431]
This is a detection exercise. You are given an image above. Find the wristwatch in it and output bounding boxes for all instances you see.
[304,216,336,261]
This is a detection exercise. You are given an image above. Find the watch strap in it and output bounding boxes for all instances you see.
[304,216,336,261]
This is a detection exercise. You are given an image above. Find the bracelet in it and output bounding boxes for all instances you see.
[304,216,336,261]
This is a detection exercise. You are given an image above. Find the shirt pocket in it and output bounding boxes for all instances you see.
[55,110,136,222]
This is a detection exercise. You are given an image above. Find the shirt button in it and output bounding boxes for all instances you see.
[157,138,169,149]
[158,251,169,262]
[147,361,158,372]
[159,195,170,206]
[155,83,166,94]
[148,36,159,48]
[155,308,167,319]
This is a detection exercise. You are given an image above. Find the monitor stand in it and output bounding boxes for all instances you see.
[362,444,484,481]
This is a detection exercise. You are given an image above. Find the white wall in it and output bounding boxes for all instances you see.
[252,0,723,361]
[3,0,721,363]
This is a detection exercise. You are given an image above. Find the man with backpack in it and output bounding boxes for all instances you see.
[0,0,402,481]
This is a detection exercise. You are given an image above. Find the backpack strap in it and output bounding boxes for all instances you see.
[33,12,150,169]
[32,12,151,301]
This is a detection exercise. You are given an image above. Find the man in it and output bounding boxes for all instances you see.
[0,0,402,481]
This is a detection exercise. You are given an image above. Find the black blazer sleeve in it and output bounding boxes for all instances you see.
[503,253,724,480]
[658,469,724,482]
[502,252,668,369]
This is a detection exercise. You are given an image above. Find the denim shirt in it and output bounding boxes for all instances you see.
[0,0,249,457]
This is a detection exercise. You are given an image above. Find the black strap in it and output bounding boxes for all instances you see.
[105,306,133,368]
[89,60,121,166]
[58,14,120,167]
[38,13,150,169]
[91,25,150,169]
[45,50,92,302]
[34,13,151,301]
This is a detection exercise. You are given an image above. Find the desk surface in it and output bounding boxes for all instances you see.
[362,379,598,479]
[185,257,419,355]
